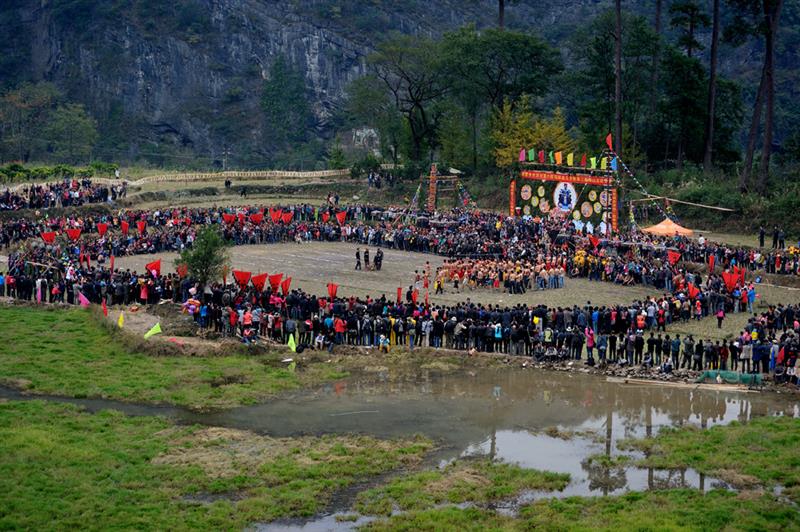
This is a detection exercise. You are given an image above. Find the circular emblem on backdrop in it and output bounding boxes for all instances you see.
[580,201,593,218]
[588,190,598,202]
[539,199,551,214]
[572,210,581,220]
[599,190,611,207]
[531,196,539,207]
[593,202,602,214]
[523,205,531,215]
[520,184,532,201]
[553,182,577,213]
[537,186,545,197]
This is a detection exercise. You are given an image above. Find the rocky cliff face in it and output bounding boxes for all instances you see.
[3,0,791,166]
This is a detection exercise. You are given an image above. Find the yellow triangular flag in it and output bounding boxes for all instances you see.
[144,322,162,340]
[567,153,574,166]
[117,311,124,328]
[600,156,608,170]
[555,151,562,165]
[590,157,597,169]
[287,333,296,352]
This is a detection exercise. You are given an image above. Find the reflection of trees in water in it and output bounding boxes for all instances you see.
[582,457,628,494]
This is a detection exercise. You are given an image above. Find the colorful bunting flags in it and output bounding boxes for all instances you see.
[606,133,613,151]
[555,151,562,165]
[610,157,618,171]
[548,151,554,164]
[567,153,574,166]
[580,154,587,167]
[41,231,56,244]
[600,157,607,170]
[590,157,597,169]
[538,150,545,163]
[519,148,526,162]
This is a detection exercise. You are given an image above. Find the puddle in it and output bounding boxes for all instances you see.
[2,368,797,529]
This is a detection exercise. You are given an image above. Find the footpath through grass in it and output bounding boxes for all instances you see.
[0,306,346,410]
[0,400,431,530]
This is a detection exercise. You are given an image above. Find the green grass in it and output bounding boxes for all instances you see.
[365,490,798,531]
[620,416,800,501]
[354,459,569,516]
[0,306,346,410]
[0,400,431,530]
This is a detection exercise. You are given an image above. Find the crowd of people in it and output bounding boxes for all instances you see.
[0,179,125,211]
[1,199,798,382]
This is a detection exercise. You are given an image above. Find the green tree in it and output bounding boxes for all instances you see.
[369,34,447,161]
[344,75,405,166]
[262,56,313,147]
[669,0,711,58]
[659,48,707,168]
[176,226,229,289]
[42,103,98,164]
[326,137,348,170]
[0,82,60,162]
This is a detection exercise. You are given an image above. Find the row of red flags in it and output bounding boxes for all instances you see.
[229,270,293,294]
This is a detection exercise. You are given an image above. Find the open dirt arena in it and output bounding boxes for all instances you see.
[114,242,663,308]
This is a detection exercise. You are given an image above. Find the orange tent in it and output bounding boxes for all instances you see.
[642,218,694,236]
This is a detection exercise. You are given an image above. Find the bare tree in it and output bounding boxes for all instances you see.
[756,0,783,194]
[702,0,720,172]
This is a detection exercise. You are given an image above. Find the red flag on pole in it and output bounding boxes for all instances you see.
[687,283,700,299]
[708,255,716,272]
[335,211,347,225]
[251,273,268,292]
[268,273,283,292]
[41,231,56,244]
[322,211,330,223]
[411,289,418,305]
[250,213,263,224]
[281,211,294,224]
[97,223,108,236]
[145,259,161,277]
[605,133,613,151]
[102,299,108,317]
[136,220,146,234]
[66,228,81,242]
[667,250,681,265]
[121,221,129,235]
[722,272,737,292]
[176,263,188,278]
[222,213,235,224]
[270,208,282,223]
[237,212,245,225]
[425,289,429,307]
[396,287,402,304]
[110,255,115,272]
[232,270,252,288]
[588,235,600,249]
[327,282,338,300]
[281,276,292,295]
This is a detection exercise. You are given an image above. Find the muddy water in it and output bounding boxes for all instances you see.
[4,369,798,503]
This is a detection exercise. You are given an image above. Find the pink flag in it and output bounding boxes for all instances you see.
[78,292,90,308]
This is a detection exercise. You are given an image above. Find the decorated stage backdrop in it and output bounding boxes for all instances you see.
[511,169,618,233]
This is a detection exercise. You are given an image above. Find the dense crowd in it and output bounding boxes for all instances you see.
[0,179,125,211]
[1,201,798,381]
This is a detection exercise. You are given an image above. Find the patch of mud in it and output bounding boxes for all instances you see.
[0,378,32,390]
[209,374,249,388]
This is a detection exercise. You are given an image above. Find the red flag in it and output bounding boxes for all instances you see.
[588,235,600,249]
[269,208,282,223]
[97,223,108,236]
[667,250,681,265]
[222,213,235,224]
[232,270,252,288]
[250,213,264,224]
[110,255,115,272]
[41,231,56,244]
[281,276,292,295]
[176,263,188,278]
[66,228,81,242]
[251,273,268,292]
[396,287,402,304]
[237,212,246,225]
[327,282,338,300]
[185,217,192,226]
[580,154,587,167]
[121,221,129,235]
[538,150,545,163]
[605,133,613,151]
[102,299,108,317]
[84,252,91,269]
[268,273,283,292]
[722,271,737,292]
[281,211,294,224]
[145,259,161,277]
[136,220,146,234]
[739,266,745,284]
[708,255,716,272]
[411,289,418,305]
[687,283,700,299]
[425,289,429,307]
[322,211,330,223]
[335,211,347,225]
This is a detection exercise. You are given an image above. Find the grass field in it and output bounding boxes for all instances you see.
[0,400,431,530]
[0,306,346,410]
